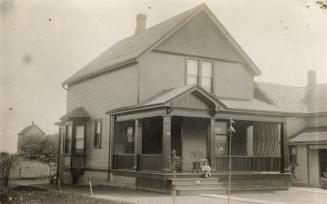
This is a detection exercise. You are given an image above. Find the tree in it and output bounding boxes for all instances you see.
[19,134,58,164]
[40,134,59,163]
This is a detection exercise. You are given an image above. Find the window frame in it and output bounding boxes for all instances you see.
[214,120,228,156]
[289,146,297,164]
[93,120,102,148]
[64,124,72,154]
[185,57,214,93]
[74,124,86,154]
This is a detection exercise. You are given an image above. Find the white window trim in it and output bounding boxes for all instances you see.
[185,57,214,93]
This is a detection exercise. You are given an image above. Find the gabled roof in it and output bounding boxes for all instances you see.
[18,123,45,136]
[289,126,327,144]
[60,107,90,121]
[256,82,327,114]
[256,82,307,114]
[63,4,261,85]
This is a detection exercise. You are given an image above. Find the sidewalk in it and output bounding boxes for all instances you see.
[32,184,327,204]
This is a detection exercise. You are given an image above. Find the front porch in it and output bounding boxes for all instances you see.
[108,86,290,193]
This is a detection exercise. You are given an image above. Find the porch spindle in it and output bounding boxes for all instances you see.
[162,115,172,172]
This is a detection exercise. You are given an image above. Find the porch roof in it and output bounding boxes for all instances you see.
[60,107,90,121]
[107,85,223,114]
[107,85,286,116]
[289,127,327,145]
[218,98,283,113]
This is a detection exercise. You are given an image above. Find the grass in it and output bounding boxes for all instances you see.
[10,159,52,179]
[0,186,132,204]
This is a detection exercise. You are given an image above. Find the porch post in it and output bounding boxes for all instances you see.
[133,119,142,170]
[280,122,290,173]
[209,118,217,171]
[162,115,171,172]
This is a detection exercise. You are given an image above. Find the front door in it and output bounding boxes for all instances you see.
[181,117,208,171]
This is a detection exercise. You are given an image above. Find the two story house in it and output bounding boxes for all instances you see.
[56,4,292,193]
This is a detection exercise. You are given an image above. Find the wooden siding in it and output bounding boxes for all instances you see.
[139,51,185,102]
[213,61,254,99]
[67,64,138,170]
[181,117,208,170]
[171,92,210,110]
[156,11,243,62]
[286,117,307,137]
[307,115,327,127]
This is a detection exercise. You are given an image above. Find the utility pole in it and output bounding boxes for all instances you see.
[227,118,235,204]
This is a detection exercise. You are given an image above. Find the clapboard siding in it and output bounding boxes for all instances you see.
[139,51,185,102]
[156,11,243,62]
[181,117,208,170]
[67,64,138,169]
[171,92,209,110]
[214,61,254,99]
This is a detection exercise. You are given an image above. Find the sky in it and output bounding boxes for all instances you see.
[1,0,327,153]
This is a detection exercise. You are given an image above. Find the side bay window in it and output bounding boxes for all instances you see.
[75,125,85,154]
[64,124,72,154]
[186,58,213,92]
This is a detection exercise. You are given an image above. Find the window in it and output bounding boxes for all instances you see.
[289,146,297,164]
[214,121,228,155]
[94,121,102,148]
[186,59,213,92]
[64,125,72,154]
[126,126,134,154]
[200,61,213,92]
[186,59,199,85]
[75,125,85,153]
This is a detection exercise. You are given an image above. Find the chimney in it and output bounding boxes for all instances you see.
[135,14,147,35]
[305,70,317,101]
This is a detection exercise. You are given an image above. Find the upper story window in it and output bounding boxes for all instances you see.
[94,120,102,148]
[186,58,213,92]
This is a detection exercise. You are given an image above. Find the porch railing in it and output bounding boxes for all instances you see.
[113,154,134,169]
[216,155,281,172]
[137,154,162,171]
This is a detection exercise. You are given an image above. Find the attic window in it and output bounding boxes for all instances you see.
[186,58,213,92]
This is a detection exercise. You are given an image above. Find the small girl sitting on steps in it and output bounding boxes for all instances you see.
[201,159,211,178]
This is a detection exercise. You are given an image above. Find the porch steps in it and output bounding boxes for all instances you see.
[169,177,225,196]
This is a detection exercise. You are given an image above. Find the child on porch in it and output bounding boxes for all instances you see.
[201,159,211,178]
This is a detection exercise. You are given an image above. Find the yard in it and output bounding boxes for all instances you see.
[10,159,53,179]
[0,186,132,204]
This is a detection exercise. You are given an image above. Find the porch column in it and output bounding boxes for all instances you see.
[133,119,142,170]
[162,115,171,172]
[208,118,217,171]
[280,122,290,173]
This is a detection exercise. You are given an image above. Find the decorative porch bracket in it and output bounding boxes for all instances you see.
[162,115,172,172]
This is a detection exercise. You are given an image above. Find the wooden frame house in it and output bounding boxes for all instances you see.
[56,4,292,193]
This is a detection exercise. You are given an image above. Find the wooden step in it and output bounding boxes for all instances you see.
[175,188,226,196]
[170,178,221,185]
[169,177,225,196]
[175,183,222,190]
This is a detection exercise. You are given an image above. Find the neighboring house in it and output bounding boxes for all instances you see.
[258,72,327,187]
[57,4,293,193]
[17,121,46,153]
